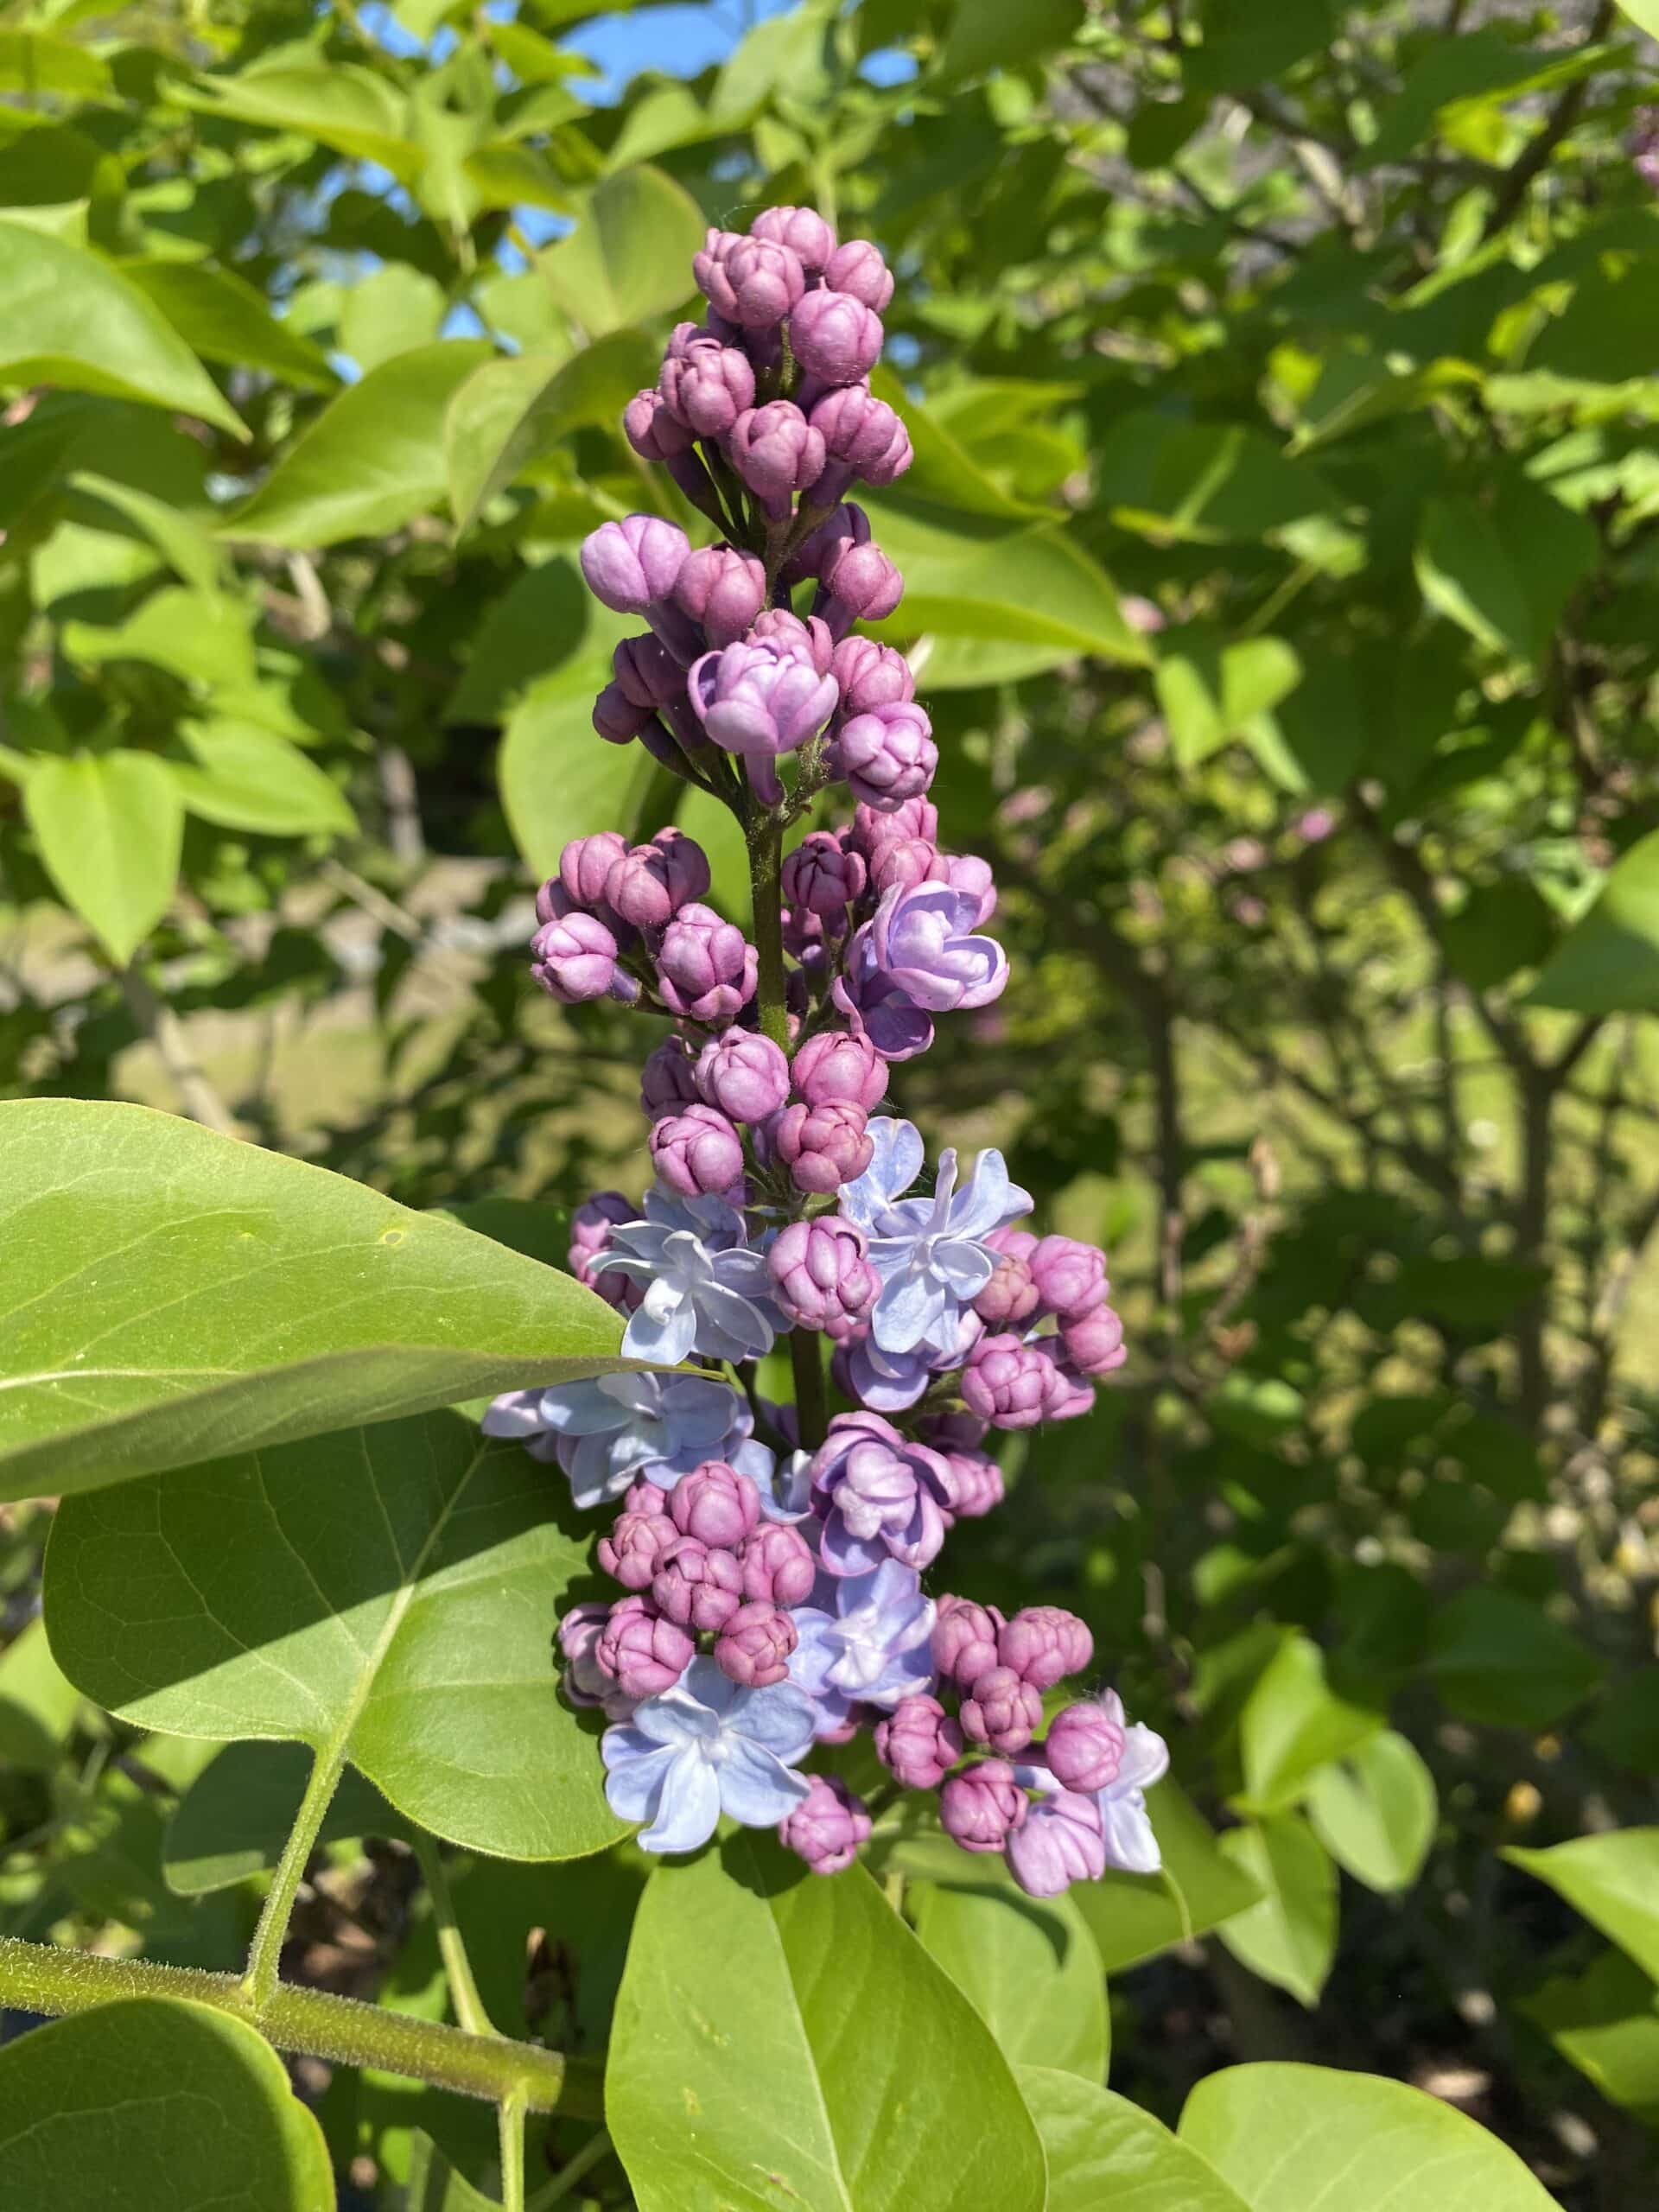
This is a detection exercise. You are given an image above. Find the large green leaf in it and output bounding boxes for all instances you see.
[912,1879,1108,2080]
[46,1410,627,1860]
[1020,2067,1249,2212]
[0,222,245,437]
[935,0,1084,81]
[607,1839,1047,2211]
[0,1996,334,2210]
[0,1097,639,1498]
[1414,478,1597,664]
[1519,1948,1659,2126]
[0,1617,79,1774]
[178,60,423,181]
[1528,826,1659,1014]
[119,258,339,392]
[499,655,662,876]
[163,1740,409,1896]
[169,720,358,837]
[537,166,703,338]
[1179,2063,1560,2209]
[1067,1778,1265,1973]
[226,340,493,547]
[1214,1815,1338,2009]
[1425,1586,1604,1728]
[444,331,658,531]
[23,750,182,966]
[1304,1730,1437,1893]
[1236,1631,1382,1815]
[1506,1830,1659,1984]
[1096,414,1338,543]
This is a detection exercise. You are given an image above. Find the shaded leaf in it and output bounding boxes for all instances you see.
[23,750,181,965]
[1426,1587,1604,1729]
[1505,1830,1659,1984]
[912,1879,1108,2080]
[538,166,704,337]
[1215,1815,1338,2008]
[1529,826,1659,1014]
[1020,2066,1249,2212]
[164,1740,410,1896]
[1304,1731,1437,1893]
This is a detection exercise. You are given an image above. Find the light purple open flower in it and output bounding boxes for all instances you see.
[840,1119,1032,1358]
[838,1304,982,1413]
[601,1656,815,1853]
[591,1188,787,1365]
[688,637,839,804]
[807,1408,954,1576]
[788,1560,936,1736]
[481,1370,754,1510]
[833,883,1008,1060]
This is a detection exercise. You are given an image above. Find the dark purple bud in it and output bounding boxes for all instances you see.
[960,1665,1043,1755]
[830,635,914,716]
[782,831,867,921]
[531,910,632,1005]
[650,1535,744,1632]
[999,1605,1093,1692]
[559,831,631,912]
[819,537,904,632]
[640,1033,700,1120]
[791,1029,888,1111]
[596,1595,693,1700]
[849,795,937,858]
[974,1248,1040,1329]
[659,336,756,438]
[1045,1700,1128,1795]
[961,1333,1052,1430]
[874,1694,963,1789]
[649,1103,746,1198]
[766,1099,873,1194]
[835,701,937,810]
[597,1508,679,1592]
[823,237,894,312]
[729,401,827,505]
[931,1595,1005,1688]
[1029,1236,1109,1320]
[624,386,696,460]
[783,500,869,588]
[810,383,912,485]
[751,204,838,276]
[714,1599,798,1688]
[580,516,690,615]
[674,546,767,648]
[656,903,759,1025]
[766,1216,879,1332]
[593,681,654,745]
[696,230,806,327]
[739,1522,817,1608]
[613,634,685,713]
[1062,1303,1127,1376]
[569,1191,637,1309]
[940,1760,1027,1854]
[779,1773,871,1875]
[696,1028,791,1122]
[605,830,712,930]
[789,288,884,385]
[750,606,835,673]
[669,1459,761,1548]
[534,878,572,927]
[941,1447,1004,1519]
[922,1410,991,1453]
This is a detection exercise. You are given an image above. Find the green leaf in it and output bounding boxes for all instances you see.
[226,340,493,547]
[119,259,338,392]
[68,471,221,593]
[408,2130,502,2209]
[0,1096,639,1499]
[1096,414,1338,543]
[0,1618,79,1774]
[47,1409,628,1860]
[1187,0,1332,93]
[60,585,257,691]
[499,656,662,876]
[444,331,659,531]
[170,720,357,837]
[607,1838,1047,2211]
[23,750,182,965]
[935,0,1084,82]
[1304,1731,1437,1893]
[1154,630,1302,769]
[1066,1778,1265,1974]
[1505,1830,1659,1984]
[1179,2062,1562,2209]
[0,221,245,437]
[1236,1632,1382,1815]
[340,262,448,372]
[445,555,610,725]
[538,166,703,337]
[179,59,423,181]
[1019,2066,1250,2212]
[912,1880,1108,2080]
[0,1996,334,2210]
[0,29,111,97]
[1528,826,1659,1014]
[1415,479,1597,664]
[1518,1948,1659,2126]
[1425,1586,1604,1729]
[163,1740,410,1896]
[1215,1815,1338,2008]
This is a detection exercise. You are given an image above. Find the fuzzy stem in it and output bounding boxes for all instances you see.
[238,1738,346,2013]
[415,1834,496,2042]
[500,2088,528,2212]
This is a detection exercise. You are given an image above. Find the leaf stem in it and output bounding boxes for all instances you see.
[528,2126,613,2210]
[0,1936,602,2116]
[238,1737,347,2014]
[414,1834,496,2041]
[500,2087,528,2212]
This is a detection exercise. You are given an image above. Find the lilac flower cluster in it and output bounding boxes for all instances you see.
[488,206,1160,1896]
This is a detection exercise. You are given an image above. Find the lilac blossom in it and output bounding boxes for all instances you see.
[807,1409,954,1576]
[591,1188,785,1366]
[601,1656,815,1853]
[779,1774,872,1874]
[481,1369,753,1510]
[788,1559,937,1735]
[1015,1694,1168,1879]
[834,884,1009,1060]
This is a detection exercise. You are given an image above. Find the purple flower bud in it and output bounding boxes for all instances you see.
[940,1760,1027,1854]
[810,384,912,486]
[779,1773,871,1875]
[999,1605,1093,1692]
[714,1599,798,1688]
[941,1447,1004,1519]
[835,701,937,811]
[674,545,767,649]
[789,289,884,385]
[869,837,938,896]
[695,1028,791,1122]
[823,237,894,312]
[766,1099,874,1195]
[639,1033,700,1120]
[593,681,654,744]
[729,401,827,505]
[656,903,759,1024]
[696,230,806,327]
[1040,1354,1096,1423]
[659,335,756,437]
[960,1333,1049,1429]
[850,796,937,859]
[669,1459,761,1548]
[1029,1236,1109,1320]
[650,1535,745,1632]
[931,1595,1005,1688]
[818,537,904,632]
[613,634,685,713]
[559,831,630,912]
[605,830,712,930]
[960,1665,1043,1755]
[531,910,634,1005]
[781,832,865,924]
[739,1522,817,1608]
[922,1410,990,1452]
[624,1476,669,1517]
[750,606,835,673]
[1044,1700,1128,1795]
[597,1595,693,1701]
[766,1216,879,1333]
[783,500,869,588]
[1633,109,1659,192]
[791,1029,888,1111]
[974,1247,1040,1328]
[557,1599,614,1707]
[688,639,841,803]
[830,636,915,717]
[569,1192,639,1312]
[624,387,697,460]
[649,1103,746,1199]
[1006,1789,1107,1898]
[535,878,572,927]
[943,854,996,925]
[752,204,838,276]
[581,516,690,615]
[597,1508,679,1591]
[874,1694,963,1789]
[1062,1303,1127,1376]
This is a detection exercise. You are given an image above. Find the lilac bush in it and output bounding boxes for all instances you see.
[489,206,1159,1899]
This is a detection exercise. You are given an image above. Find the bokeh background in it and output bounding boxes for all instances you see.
[3,1,1658,2204]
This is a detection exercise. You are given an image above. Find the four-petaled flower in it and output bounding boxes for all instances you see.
[601,1656,816,1853]
[789,1560,937,1735]
[592,1187,786,1364]
[483,1370,752,1511]
[1017,1690,1169,1877]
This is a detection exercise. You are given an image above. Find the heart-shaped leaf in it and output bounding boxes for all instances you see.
[1020,2066,1249,2212]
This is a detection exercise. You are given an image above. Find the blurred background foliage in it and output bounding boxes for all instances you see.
[3,0,1659,2202]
